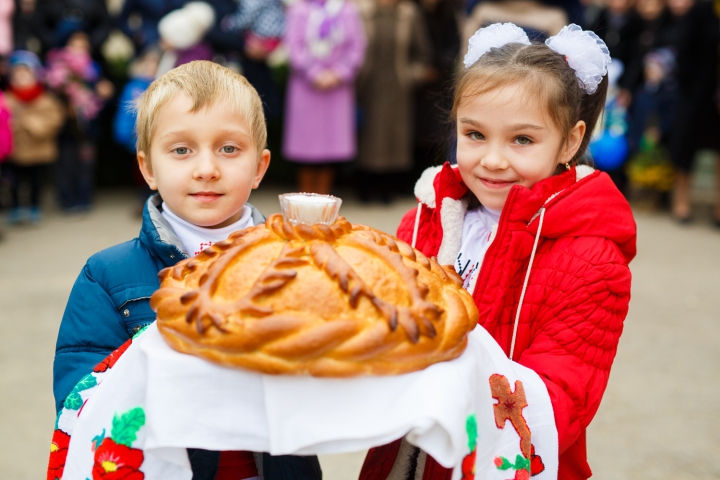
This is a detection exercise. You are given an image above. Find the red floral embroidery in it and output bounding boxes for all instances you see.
[530,445,545,476]
[461,448,477,480]
[47,429,70,480]
[94,339,132,373]
[92,438,144,480]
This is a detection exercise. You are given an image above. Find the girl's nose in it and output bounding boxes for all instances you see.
[480,144,507,170]
[193,151,220,180]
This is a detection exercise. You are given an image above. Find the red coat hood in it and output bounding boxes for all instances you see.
[426,162,637,264]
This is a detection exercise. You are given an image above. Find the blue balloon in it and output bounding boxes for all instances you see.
[589,133,629,171]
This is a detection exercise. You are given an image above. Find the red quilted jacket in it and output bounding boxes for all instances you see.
[360,163,636,480]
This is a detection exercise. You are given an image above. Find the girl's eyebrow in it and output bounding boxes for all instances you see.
[459,118,544,131]
[508,123,544,131]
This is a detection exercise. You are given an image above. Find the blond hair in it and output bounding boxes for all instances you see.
[135,61,267,162]
[453,43,608,169]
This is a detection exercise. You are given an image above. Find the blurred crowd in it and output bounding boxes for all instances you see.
[0,0,718,230]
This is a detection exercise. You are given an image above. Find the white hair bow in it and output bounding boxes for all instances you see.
[464,22,611,95]
[463,23,530,69]
[545,24,611,94]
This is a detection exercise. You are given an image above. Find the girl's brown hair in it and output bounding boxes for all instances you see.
[452,42,608,171]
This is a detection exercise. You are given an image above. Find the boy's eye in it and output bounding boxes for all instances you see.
[469,132,484,141]
[174,147,189,155]
[515,136,532,145]
[222,146,238,154]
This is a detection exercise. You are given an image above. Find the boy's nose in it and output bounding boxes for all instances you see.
[193,152,220,180]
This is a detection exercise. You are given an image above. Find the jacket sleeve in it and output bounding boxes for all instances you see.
[396,204,443,258]
[516,241,632,453]
[53,263,131,412]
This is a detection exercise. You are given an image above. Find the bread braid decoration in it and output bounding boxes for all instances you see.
[152,214,478,376]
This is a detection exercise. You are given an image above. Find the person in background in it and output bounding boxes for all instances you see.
[413,0,461,175]
[156,1,215,76]
[116,0,185,52]
[4,50,64,224]
[282,0,367,195]
[659,0,720,223]
[355,0,432,203]
[0,0,14,58]
[621,0,669,94]
[220,0,285,120]
[626,48,676,156]
[12,0,40,54]
[590,0,641,101]
[0,89,12,238]
[32,0,112,59]
[45,30,113,212]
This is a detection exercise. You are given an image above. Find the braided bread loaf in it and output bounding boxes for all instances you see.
[151,214,478,376]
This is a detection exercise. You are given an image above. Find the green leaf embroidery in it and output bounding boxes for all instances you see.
[497,456,513,470]
[62,373,98,410]
[63,392,83,411]
[111,407,146,447]
[465,414,478,451]
[133,324,150,339]
[513,454,530,471]
[72,374,98,394]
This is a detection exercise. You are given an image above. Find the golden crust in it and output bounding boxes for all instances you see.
[152,214,479,376]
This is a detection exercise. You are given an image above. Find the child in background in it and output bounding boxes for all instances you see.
[283,0,367,194]
[4,50,64,224]
[45,31,113,212]
[54,61,320,480]
[156,2,216,76]
[0,88,11,237]
[362,24,636,479]
[220,0,286,120]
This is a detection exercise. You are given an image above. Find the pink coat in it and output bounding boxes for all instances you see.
[282,0,366,162]
[0,91,13,161]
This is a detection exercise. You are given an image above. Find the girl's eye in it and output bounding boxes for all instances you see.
[515,136,532,145]
[174,147,189,155]
[222,146,238,154]
[469,132,484,141]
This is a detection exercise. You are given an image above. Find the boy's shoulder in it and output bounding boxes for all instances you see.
[84,237,164,293]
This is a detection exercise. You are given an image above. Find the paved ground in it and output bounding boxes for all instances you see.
[0,181,719,479]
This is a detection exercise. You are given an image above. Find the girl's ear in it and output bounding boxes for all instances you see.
[560,120,586,165]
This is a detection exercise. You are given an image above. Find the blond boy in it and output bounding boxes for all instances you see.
[54,62,322,479]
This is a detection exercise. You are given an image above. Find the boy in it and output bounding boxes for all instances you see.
[54,61,321,480]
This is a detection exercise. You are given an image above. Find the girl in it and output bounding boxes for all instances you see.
[4,50,64,224]
[283,0,367,195]
[361,23,637,479]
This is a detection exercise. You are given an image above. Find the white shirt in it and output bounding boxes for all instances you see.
[161,203,254,257]
[454,206,501,295]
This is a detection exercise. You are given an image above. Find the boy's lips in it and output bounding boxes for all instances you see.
[479,177,515,189]
[190,192,223,203]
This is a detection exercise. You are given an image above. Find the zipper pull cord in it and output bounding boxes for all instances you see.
[509,207,545,361]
